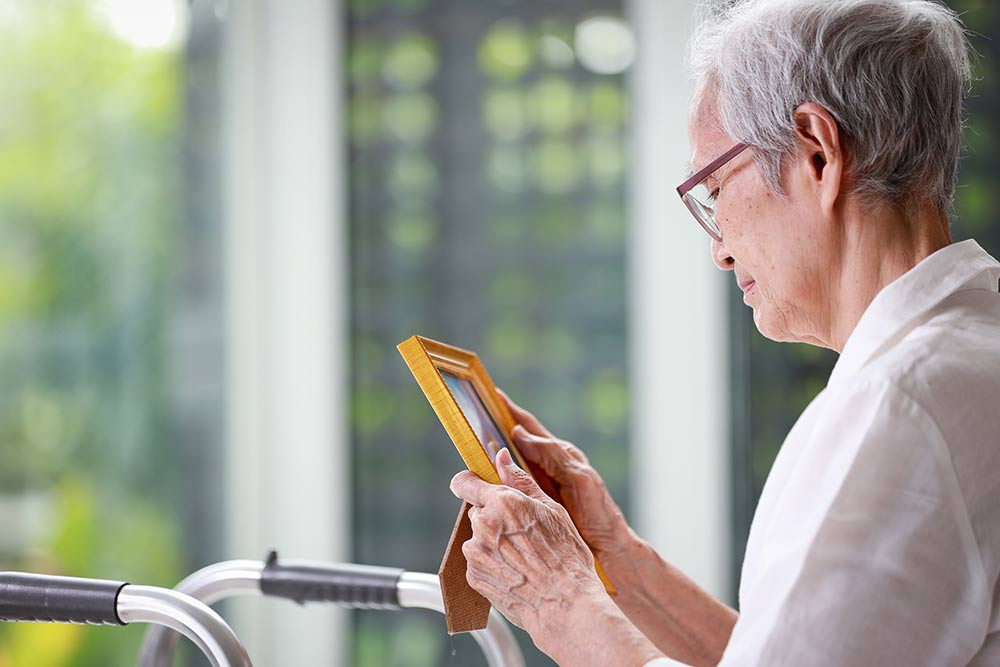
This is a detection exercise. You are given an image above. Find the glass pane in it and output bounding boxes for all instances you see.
[0,1,224,664]
[347,2,632,665]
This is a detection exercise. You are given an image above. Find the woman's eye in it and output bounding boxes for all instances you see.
[709,188,720,203]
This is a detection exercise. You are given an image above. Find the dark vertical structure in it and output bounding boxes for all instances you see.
[176,0,228,575]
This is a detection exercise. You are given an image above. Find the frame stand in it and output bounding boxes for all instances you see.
[438,501,491,633]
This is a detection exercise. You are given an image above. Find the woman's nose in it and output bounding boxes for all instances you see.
[712,238,735,270]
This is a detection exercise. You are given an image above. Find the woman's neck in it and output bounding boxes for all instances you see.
[828,202,952,353]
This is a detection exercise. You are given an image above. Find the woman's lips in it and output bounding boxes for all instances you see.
[741,280,756,303]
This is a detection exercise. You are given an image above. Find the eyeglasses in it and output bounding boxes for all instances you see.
[676,143,749,242]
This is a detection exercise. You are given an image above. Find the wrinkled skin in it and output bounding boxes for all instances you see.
[501,389,632,560]
[453,448,603,631]
[451,391,663,665]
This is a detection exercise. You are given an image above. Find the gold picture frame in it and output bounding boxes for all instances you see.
[397,334,615,594]
[397,335,526,484]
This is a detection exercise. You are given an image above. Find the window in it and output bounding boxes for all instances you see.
[0,1,224,664]
[347,2,634,664]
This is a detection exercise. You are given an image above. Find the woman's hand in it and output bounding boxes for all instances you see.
[498,389,633,560]
[473,391,735,666]
[450,449,605,633]
[450,449,664,666]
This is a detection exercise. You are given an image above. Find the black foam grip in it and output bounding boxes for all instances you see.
[260,551,403,609]
[0,572,127,626]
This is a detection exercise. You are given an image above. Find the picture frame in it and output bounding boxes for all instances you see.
[397,334,615,594]
[397,335,529,485]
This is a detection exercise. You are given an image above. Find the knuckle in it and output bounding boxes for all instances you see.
[477,517,497,534]
[556,439,581,460]
[510,468,533,486]
[568,445,590,465]
[506,489,533,509]
[469,511,489,533]
[562,462,585,481]
[566,457,595,479]
[473,506,502,530]
[580,465,601,485]
[462,538,478,558]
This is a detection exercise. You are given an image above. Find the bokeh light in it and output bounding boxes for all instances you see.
[575,15,636,75]
[91,0,187,50]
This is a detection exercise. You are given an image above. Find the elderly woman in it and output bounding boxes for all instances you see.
[451,0,1000,665]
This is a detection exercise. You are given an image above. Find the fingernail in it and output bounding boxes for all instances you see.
[511,424,524,436]
[499,448,514,467]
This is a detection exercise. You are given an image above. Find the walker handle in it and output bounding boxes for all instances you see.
[260,551,403,609]
[0,572,127,626]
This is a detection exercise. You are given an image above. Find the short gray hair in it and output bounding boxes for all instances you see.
[688,0,972,216]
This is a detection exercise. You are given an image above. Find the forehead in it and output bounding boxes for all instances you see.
[687,90,735,174]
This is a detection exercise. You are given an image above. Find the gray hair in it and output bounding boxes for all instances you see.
[688,0,972,216]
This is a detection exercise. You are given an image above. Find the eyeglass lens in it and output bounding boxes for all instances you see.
[682,181,722,239]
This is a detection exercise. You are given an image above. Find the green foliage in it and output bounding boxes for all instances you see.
[0,2,185,664]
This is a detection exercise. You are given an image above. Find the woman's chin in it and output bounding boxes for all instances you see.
[752,307,789,343]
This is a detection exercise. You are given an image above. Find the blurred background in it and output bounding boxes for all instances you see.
[0,0,995,665]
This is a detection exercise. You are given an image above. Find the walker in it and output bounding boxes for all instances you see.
[2,554,525,666]
[138,550,525,667]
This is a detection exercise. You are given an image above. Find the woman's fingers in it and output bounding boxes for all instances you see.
[459,477,604,638]
[510,426,562,476]
[496,388,554,438]
[450,470,495,506]
[485,438,502,460]
[510,424,590,485]
[496,447,550,502]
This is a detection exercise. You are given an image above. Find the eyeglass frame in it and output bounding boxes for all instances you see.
[676,142,750,242]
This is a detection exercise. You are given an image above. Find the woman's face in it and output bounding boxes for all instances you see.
[688,92,837,348]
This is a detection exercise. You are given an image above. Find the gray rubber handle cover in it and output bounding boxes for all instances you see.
[260,551,404,609]
[0,572,127,626]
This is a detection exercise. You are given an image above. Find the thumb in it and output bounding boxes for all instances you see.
[511,425,566,482]
[496,448,548,502]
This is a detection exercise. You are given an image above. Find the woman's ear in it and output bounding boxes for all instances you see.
[792,102,844,215]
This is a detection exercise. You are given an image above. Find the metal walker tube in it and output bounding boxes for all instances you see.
[118,585,253,667]
[139,556,525,667]
[137,561,263,667]
[0,572,252,667]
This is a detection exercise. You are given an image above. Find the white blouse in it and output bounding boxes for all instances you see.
[646,240,1000,666]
